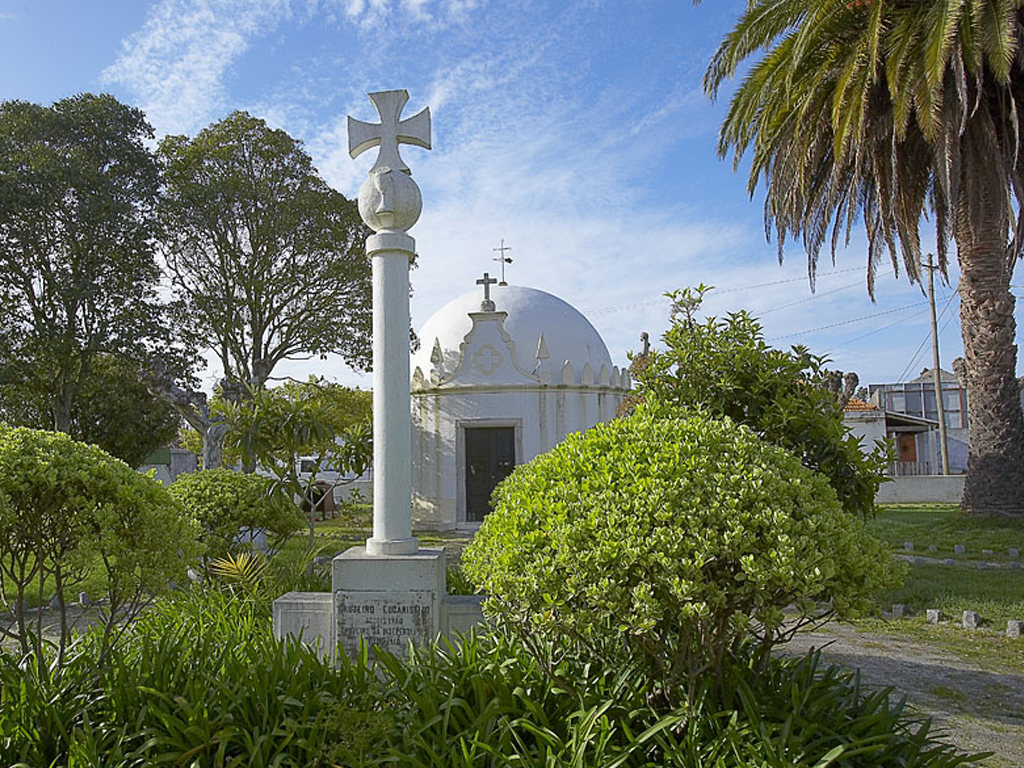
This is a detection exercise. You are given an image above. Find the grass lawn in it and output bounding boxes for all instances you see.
[861,504,1024,673]
[1,554,115,610]
[868,504,1024,561]
[868,504,1024,625]
[875,563,1024,626]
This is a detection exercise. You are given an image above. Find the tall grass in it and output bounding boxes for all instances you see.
[0,589,983,767]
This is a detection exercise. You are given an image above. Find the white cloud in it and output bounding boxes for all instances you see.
[103,0,471,137]
[103,0,293,135]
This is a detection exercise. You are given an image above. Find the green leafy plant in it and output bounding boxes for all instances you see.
[629,285,891,519]
[0,424,201,671]
[209,547,330,609]
[0,603,979,768]
[464,408,901,704]
[168,467,305,564]
[220,379,372,547]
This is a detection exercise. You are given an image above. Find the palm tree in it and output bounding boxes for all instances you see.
[705,0,1024,515]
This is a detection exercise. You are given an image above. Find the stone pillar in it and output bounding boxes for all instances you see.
[367,231,417,555]
[336,88,444,657]
[347,88,431,556]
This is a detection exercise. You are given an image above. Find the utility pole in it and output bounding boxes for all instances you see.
[926,253,951,475]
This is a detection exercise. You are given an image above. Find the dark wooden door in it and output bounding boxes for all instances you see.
[465,427,515,522]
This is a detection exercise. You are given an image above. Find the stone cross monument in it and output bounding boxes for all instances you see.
[272,91,484,660]
[349,89,431,556]
[328,89,448,658]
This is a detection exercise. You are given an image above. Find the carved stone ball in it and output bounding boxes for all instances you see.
[358,167,422,232]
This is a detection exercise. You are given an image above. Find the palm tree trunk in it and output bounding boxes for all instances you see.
[955,206,1024,515]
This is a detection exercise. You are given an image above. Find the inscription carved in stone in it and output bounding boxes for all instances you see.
[336,591,434,657]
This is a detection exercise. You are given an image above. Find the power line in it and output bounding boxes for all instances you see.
[767,300,931,341]
[896,291,956,383]
[759,277,866,316]
[830,305,934,349]
[582,266,881,317]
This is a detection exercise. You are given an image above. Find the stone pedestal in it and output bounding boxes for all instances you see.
[333,546,445,658]
[273,591,334,660]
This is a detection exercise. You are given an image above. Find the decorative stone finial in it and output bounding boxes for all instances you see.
[476,272,498,312]
[348,90,431,234]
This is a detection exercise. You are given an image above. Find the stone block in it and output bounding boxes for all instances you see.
[982,549,994,556]
[1007,620,1023,639]
[273,591,334,660]
[928,544,938,552]
[1010,548,1020,559]
[926,609,941,624]
[904,542,914,551]
[333,546,445,593]
[954,544,966,555]
[962,610,982,629]
[78,591,90,606]
[443,595,486,637]
[891,603,907,618]
[1011,562,1022,571]
[976,562,988,571]
[943,559,956,566]
[333,547,446,660]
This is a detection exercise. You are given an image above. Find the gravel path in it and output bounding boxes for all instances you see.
[783,623,1024,767]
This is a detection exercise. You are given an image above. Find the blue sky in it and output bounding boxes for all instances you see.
[0,0,975,392]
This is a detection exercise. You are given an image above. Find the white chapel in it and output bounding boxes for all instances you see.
[410,275,632,530]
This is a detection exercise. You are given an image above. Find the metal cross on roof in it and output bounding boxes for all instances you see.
[476,272,498,311]
[348,89,431,174]
[492,239,513,285]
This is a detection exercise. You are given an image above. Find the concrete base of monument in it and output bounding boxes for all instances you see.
[272,545,486,662]
[365,536,420,556]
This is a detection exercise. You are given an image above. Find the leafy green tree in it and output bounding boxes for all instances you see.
[0,93,187,435]
[628,286,890,519]
[464,408,899,705]
[158,112,373,397]
[221,379,372,546]
[0,424,201,672]
[1,353,180,467]
[705,0,1024,514]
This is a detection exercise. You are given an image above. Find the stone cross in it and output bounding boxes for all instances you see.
[492,239,512,285]
[348,90,431,174]
[348,89,430,557]
[477,272,498,311]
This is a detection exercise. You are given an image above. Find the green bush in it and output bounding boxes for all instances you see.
[169,468,305,562]
[463,409,901,698]
[0,424,200,667]
[630,286,890,519]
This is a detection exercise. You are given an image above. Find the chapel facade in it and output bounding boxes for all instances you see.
[410,278,631,530]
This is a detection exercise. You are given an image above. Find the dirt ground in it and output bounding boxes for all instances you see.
[783,623,1024,767]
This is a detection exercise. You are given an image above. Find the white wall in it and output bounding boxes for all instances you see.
[411,383,625,529]
[875,475,965,504]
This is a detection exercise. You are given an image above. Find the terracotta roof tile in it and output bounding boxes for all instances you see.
[844,397,877,411]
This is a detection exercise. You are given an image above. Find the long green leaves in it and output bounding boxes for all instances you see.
[0,590,984,767]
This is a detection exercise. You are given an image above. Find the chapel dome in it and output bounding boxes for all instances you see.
[412,284,614,384]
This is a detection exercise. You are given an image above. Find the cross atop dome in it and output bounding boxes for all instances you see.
[476,272,498,311]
